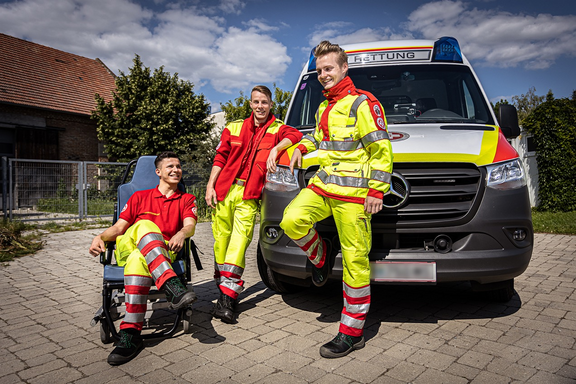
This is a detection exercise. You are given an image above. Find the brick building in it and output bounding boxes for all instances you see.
[0,33,116,161]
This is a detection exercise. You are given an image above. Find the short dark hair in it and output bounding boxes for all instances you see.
[251,85,272,102]
[154,151,180,168]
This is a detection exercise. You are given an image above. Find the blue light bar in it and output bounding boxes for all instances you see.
[307,48,316,72]
[433,36,463,63]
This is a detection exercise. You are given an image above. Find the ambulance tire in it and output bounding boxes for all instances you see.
[473,279,515,303]
[257,245,301,294]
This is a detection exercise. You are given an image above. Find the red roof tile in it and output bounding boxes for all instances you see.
[0,33,116,116]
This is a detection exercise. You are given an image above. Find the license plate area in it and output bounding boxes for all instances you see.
[370,261,436,283]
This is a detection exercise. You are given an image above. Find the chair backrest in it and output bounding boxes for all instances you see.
[115,155,187,222]
[116,156,159,221]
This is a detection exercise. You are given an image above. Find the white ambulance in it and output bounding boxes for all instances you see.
[258,37,532,301]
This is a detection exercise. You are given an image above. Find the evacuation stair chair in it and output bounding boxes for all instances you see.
[91,155,203,344]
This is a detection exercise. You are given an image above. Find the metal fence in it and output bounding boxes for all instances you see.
[1,157,128,222]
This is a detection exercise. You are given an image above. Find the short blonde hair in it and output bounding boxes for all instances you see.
[314,40,348,66]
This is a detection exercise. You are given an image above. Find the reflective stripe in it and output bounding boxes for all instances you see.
[293,229,317,248]
[341,313,365,330]
[361,130,389,146]
[124,275,153,287]
[319,140,363,151]
[317,169,369,189]
[303,134,319,150]
[151,260,172,281]
[344,302,370,314]
[144,247,170,265]
[125,293,148,305]
[371,170,392,184]
[220,263,244,277]
[343,282,371,298]
[137,233,164,251]
[309,240,324,265]
[220,280,243,294]
[347,95,368,127]
[124,312,146,324]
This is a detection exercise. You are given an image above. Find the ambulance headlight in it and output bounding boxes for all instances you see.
[486,159,527,190]
[265,165,299,192]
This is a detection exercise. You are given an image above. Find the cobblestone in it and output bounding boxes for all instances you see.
[0,228,575,383]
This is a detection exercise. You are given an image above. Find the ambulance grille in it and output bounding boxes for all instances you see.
[374,163,482,225]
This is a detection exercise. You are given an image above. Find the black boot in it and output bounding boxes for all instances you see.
[211,293,235,323]
[319,332,365,358]
[163,277,197,309]
[107,329,144,365]
[311,239,331,287]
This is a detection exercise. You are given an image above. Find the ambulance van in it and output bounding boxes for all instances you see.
[258,37,533,301]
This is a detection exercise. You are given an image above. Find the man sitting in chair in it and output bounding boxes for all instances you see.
[89,151,198,365]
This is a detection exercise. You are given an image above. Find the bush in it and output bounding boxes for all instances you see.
[524,92,576,212]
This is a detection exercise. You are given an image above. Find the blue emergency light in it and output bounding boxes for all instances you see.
[307,48,317,72]
[432,36,463,63]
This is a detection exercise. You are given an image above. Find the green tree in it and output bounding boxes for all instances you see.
[492,99,509,118]
[511,86,546,125]
[524,91,576,212]
[220,84,292,124]
[92,54,213,162]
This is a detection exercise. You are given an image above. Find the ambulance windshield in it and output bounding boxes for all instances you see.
[287,64,495,128]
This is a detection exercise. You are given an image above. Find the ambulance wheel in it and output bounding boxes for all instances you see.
[472,279,515,303]
[100,321,113,344]
[257,245,301,294]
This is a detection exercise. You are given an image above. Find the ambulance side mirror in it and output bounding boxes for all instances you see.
[498,104,520,139]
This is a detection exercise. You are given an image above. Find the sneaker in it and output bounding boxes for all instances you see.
[319,332,365,358]
[163,277,197,309]
[211,293,235,323]
[107,330,144,365]
[311,239,331,287]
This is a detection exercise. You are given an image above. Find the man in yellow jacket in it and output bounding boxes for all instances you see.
[280,40,393,358]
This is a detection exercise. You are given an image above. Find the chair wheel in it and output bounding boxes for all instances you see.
[183,308,193,334]
[100,321,113,344]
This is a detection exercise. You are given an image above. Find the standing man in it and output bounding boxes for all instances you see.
[89,151,198,365]
[280,41,393,358]
[206,85,302,323]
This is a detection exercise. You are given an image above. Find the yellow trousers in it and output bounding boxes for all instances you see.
[280,188,372,336]
[212,183,259,299]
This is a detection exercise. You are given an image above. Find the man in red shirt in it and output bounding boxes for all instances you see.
[89,151,198,365]
[205,85,302,323]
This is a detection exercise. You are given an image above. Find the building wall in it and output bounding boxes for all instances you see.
[510,128,539,207]
[0,103,99,161]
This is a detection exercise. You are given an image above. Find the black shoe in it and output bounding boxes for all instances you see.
[211,293,235,323]
[311,239,331,287]
[107,330,144,365]
[163,277,197,309]
[319,332,365,358]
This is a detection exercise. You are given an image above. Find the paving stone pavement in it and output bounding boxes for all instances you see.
[1,224,576,383]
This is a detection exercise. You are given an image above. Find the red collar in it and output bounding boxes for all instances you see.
[322,76,358,103]
[153,186,182,200]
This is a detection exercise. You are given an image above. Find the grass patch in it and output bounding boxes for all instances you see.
[0,220,44,262]
[531,209,576,235]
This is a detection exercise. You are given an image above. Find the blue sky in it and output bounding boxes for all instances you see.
[1,0,575,111]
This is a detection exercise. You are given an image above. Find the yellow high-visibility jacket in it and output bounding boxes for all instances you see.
[296,77,393,204]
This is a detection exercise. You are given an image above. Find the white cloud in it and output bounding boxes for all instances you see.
[0,0,289,97]
[405,0,576,69]
[308,22,413,50]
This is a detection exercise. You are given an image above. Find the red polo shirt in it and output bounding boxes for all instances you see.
[119,187,197,241]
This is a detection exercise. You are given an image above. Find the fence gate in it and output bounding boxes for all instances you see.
[2,158,127,222]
